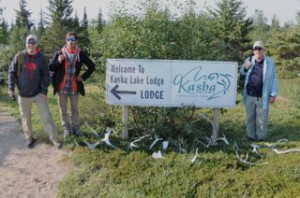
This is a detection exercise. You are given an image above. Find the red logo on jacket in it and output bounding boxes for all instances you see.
[25,62,37,79]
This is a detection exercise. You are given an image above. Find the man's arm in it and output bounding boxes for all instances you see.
[48,51,61,72]
[270,63,279,98]
[240,56,253,76]
[8,54,18,98]
[41,56,50,96]
[80,52,95,81]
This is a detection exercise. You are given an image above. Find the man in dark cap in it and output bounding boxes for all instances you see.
[8,34,61,148]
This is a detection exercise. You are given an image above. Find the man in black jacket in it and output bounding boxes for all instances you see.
[49,32,95,138]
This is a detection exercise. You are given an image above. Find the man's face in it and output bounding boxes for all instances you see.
[26,38,37,55]
[253,47,264,60]
[65,35,77,49]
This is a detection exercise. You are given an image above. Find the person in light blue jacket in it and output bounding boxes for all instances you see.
[240,41,278,141]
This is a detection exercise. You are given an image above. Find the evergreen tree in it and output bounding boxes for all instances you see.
[0,3,9,45]
[0,2,14,73]
[271,15,280,29]
[0,20,9,44]
[43,0,74,54]
[208,0,253,62]
[251,9,269,42]
[10,0,32,53]
[267,26,300,77]
[78,7,91,49]
[48,0,73,25]
[15,0,33,30]
[268,15,281,39]
[82,8,88,28]
[96,8,105,34]
[72,11,80,32]
[37,8,46,38]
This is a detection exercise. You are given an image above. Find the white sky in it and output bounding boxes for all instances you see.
[1,0,299,26]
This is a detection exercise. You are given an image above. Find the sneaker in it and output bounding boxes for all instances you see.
[27,138,36,149]
[63,129,71,138]
[73,127,83,136]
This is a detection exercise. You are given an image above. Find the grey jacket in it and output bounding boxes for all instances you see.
[8,50,50,97]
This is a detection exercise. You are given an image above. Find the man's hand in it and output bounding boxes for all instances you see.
[77,76,83,82]
[270,96,276,104]
[8,90,17,100]
[58,54,66,63]
[245,61,252,70]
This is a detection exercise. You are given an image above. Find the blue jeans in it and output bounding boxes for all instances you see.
[245,95,269,140]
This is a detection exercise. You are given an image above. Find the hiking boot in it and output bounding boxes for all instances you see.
[73,127,83,136]
[27,138,36,149]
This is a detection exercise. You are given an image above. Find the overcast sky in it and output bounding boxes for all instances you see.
[1,0,299,26]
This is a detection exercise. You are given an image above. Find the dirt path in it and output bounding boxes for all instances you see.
[0,110,71,198]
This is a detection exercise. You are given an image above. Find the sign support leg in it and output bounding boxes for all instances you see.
[212,108,220,139]
[122,105,129,139]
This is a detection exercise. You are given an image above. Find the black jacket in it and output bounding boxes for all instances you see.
[48,50,95,96]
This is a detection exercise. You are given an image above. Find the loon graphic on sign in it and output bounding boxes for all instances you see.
[106,59,237,108]
[172,66,232,100]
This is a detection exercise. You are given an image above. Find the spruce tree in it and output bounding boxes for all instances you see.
[96,8,105,34]
[208,0,253,62]
[0,0,32,72]
[0,4,9,45]
[251,10,269,42]
[10,0,32,53]
[15,0,33,30]
[0,20,9,44]
[37,8,46,38]
[43,0,74,54]
[78,7,91,50]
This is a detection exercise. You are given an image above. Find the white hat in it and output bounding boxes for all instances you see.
[26,34,38,44]
[253,41,264,49]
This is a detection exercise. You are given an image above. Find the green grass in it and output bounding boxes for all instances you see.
[1,78,300,197]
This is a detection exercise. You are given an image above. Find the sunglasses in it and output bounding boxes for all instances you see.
[27,41,37,45]
[66,38,77,42]
[26,39,37,45]
[254,47,263,51]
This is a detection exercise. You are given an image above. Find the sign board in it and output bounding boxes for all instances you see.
[106,59,237,108]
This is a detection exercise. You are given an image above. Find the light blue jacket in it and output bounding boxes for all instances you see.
[240,55,278,110]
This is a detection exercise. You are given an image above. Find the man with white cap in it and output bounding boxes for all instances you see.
[8,34,61,148]
[239,40,278,141]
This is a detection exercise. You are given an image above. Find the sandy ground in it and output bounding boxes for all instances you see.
[0,110,71,198]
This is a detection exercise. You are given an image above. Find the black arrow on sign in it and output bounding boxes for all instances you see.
[110,84,137,100]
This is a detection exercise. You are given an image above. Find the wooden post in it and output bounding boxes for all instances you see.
[122,105,129,139]
[212,108,220,139]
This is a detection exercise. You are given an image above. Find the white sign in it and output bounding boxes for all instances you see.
[106,59,237,108]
